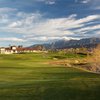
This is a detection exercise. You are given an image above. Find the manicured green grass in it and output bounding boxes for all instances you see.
[0,53,100,100]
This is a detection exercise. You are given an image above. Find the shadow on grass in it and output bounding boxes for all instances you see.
[0,82,100,100]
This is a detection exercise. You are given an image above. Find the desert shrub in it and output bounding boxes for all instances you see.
[88,45,100,72]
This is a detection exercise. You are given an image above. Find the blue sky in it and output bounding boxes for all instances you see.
[0,0,100,46]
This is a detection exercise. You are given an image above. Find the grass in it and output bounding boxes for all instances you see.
[0,53,100,100]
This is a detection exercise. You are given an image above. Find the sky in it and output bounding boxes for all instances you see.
[0,0,100,46]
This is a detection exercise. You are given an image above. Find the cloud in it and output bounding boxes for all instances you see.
[0,7,18,24]
[75,0,100,10]
[8,12,42,28]
[0,7,100,43]
[25,36,80,42]
[0,14,8,23]
[8,14,100,35]
[45,0,55,5]
[37,0,56,5]
[0,37,25,42]
[87,0,100,10]
[75,0,91,4]
[75,24,100,33]
[81,0,90,3]
[0,7,17,13]
[94,6,100,10]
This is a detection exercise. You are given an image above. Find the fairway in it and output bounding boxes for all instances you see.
[0,53,100,100]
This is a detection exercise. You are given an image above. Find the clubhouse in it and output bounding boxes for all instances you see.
[0,45,43,54]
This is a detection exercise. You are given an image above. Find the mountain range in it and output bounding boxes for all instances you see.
[30,37,100,50]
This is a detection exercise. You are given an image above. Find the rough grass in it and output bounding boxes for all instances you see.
[0,53,100,100]
[49,52,86,59]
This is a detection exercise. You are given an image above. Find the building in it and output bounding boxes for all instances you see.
[0,47,6,54]
[0,45,45,54]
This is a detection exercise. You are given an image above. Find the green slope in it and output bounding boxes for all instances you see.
[0,53,100,100]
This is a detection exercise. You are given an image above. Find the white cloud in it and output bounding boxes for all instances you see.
[75,0,91,4]
[81,0,90,3]
[0,7,100,42]
[0,7,17,13]
[8,22,22,28]
[37,0,56,5]
[0,37,25,42]
[74,15,100,24]
[45,1,55,5]
[8,12,42,28]
[96,31,100,35]
[75,25,100,33]
[26,36,80,42]
[19,14,99,36]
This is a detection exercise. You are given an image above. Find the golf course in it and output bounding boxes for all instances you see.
[0,53,100,100]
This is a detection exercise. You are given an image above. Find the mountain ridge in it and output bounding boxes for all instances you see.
[29,37,100,50]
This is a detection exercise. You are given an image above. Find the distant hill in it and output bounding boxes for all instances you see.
[29,37,100,50]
